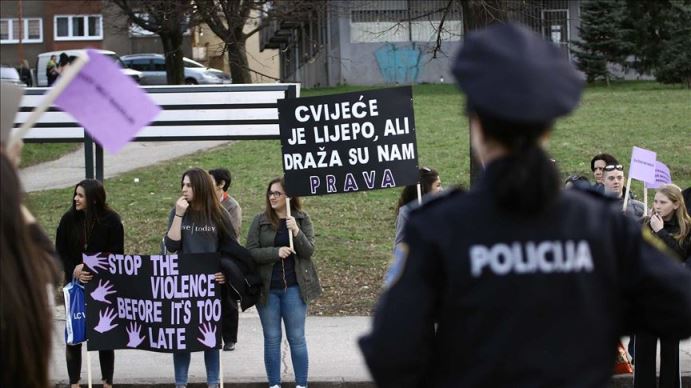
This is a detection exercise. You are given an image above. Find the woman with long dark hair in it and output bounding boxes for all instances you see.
[394,167,442,249]
[359,23,691,387]
[165,168,252,388]
[246,176,321,388]
[1,152,59,388]
[634,184,691,388]
[56,179,123,388]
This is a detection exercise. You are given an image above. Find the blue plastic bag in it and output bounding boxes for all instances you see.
[63,280,86,344]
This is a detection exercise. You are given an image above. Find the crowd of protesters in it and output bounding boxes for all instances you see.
[560,153,691,388]
[2,132,691,387]
[1,41,690,388]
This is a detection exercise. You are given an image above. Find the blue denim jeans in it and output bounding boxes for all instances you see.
[172,350,220,384]
[257,285,308,386]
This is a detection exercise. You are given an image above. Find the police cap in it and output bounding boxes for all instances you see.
[452,23,584,123]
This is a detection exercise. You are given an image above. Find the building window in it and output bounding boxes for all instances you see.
[54,15,103,41]
[0,18,43,44]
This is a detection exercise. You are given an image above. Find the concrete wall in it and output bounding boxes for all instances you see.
[293,2,460,87]
[339,41,459,86]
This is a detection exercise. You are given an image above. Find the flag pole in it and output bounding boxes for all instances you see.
[622,176,633,212]
[219,349,224,388]
[286,197,294,250]
[86,350,93,388]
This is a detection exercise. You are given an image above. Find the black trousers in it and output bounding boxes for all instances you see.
[221,283,239,344]
[633,332,680,388]
[66,343,114,384]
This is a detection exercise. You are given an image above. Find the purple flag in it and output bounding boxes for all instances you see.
[628,146,656,183]
[646,161,672,189]
[54,49,160,154]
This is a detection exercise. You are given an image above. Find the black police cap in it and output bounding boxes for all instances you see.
[452,23,584,124]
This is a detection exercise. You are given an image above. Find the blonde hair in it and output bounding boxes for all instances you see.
[644,184,691,246]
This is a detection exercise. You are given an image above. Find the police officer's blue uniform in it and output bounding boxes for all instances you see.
[358,23,691,388]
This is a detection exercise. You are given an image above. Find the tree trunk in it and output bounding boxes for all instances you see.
[461,0,510,186]
[161,32,185,85]
[227,33,252,84]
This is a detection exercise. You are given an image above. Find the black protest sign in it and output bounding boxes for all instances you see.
[278,86,419,196]
[84,253,221,353]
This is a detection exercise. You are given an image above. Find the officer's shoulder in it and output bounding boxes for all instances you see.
[563,184,620,208]
[562,186,635,222]
[409,186,466,216]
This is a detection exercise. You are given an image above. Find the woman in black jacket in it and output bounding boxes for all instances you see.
[56,179,123,388]
[634,183,691,388]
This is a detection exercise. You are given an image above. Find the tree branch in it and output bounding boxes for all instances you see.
[112,0,160,33]
[432,0,454,59]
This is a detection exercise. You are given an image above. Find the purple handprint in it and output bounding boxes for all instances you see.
[126,322,146,348]
[197,322,217,348]
[82,253,108,273]
[94,307,119,333]
[90,279,116,304]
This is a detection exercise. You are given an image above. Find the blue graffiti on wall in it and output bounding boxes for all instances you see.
[374,44,422,84]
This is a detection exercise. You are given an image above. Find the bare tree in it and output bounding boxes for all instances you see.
[111,0,195,84]
[195,0,323,84]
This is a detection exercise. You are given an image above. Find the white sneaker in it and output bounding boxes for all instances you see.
[269,385,281,388]
[296,386,307,388]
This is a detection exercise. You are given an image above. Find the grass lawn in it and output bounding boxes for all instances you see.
[20,143,81,168]
[25,81,691,315]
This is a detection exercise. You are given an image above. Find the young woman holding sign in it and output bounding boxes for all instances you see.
[246,177,321,388]
[634,183,691,388]
[164,168,252,388]
[56,179,123,388]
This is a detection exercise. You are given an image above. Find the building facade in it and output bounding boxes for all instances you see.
[1,0,191,78]
[261,0,582,87]
[193,9,279,84]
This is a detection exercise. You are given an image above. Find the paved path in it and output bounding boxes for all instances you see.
[20,141,231,192]
[49,305,372,387]
[48,305,691,387]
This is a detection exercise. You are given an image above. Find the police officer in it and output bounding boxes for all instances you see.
[358,23,691,388]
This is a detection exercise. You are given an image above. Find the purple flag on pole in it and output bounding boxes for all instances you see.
[628,146,656,184]
[54,49,160,154]
[646,161,672,189]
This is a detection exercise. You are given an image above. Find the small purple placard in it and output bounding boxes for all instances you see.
[54,49,161,154]
[628,146,656,183]
[646,161,672,189]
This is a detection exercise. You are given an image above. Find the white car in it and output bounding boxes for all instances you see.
[35,49,142,87]
[121,53,231,85]
[0,66,26,86]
